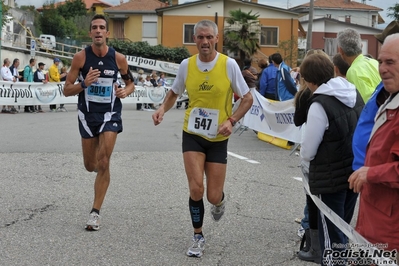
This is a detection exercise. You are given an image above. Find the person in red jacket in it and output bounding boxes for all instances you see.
[349,33,399,255]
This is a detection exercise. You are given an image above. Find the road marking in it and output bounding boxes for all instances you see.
[293,176,302,181]
[228,151,260,164]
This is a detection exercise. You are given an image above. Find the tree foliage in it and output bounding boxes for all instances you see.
[387,3,399,20]
[224,9,261,66]
[277,37,298,68]
[108,39,191,63]
[39,1,87,39]
[57,0,87,20]
[1,0,11,27]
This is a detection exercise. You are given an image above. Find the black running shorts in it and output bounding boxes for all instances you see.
[182,131,228,164]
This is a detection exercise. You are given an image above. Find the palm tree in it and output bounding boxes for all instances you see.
[224,9,261,66]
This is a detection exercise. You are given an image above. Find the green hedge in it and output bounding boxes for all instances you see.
[108,39,191,64]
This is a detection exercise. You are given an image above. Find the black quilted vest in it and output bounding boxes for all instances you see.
[308,91,364,195]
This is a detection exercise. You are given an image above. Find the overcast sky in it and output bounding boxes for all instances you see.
[16,0,395,26]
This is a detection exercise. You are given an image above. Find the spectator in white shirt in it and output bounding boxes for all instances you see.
[1,58,17,114]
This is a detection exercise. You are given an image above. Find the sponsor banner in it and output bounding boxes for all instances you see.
[0,81,172,105]
[238,89,302,143]
[125,55,179,76]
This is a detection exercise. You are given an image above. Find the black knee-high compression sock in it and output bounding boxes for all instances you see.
[189,197,204,229]
[91,208,100,215]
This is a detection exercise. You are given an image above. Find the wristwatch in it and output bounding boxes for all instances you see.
[228,117,237,126]
[81,80,87,89]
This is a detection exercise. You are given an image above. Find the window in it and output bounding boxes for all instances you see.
[372,15,377,27]
[143,22,157,38]
[260,27,278,46]
[184,24,195,44]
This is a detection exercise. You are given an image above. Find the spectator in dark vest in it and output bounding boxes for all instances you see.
[299,53,364,265]
[33,62,47,112]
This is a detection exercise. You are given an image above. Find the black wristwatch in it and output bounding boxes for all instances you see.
[81,80,87,89]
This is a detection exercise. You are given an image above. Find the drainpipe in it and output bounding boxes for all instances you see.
[306,0,314,51]
[291,18,293,67]
[215,12,218,51]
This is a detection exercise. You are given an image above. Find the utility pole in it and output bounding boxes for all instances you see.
[306,0,314,51]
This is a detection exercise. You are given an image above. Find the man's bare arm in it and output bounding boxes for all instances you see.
[152,90,179,125]
[231,91,253,121]
[64,51,100,97]
[116,52,135,97]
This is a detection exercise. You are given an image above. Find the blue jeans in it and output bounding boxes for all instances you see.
[301,203,309,230]
[318,189,358,266]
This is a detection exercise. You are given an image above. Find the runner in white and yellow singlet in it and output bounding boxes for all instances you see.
[152,19,253,258]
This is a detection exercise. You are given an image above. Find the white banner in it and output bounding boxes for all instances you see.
[0,81,173,105]
[239,89,302,143]
[125,55,179,76]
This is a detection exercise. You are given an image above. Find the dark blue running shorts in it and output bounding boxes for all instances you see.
[78,111,122,138]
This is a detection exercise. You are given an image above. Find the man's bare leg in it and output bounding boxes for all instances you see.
[82,131,117,230]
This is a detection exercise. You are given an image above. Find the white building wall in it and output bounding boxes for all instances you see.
[299,10,379,28]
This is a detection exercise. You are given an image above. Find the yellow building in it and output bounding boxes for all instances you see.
[104,0,301,67]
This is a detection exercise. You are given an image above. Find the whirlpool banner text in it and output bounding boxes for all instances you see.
[0,81,172,105]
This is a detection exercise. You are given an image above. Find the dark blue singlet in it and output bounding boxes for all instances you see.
[77,46,123,138]
[78,46,121,114]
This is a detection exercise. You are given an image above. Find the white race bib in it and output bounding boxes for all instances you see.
[86,77,113,103]
[187,107,219,139]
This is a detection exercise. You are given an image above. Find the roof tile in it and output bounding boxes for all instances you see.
[106,0,168,11]
[293,0,382,11]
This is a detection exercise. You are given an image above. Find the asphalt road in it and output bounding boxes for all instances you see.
[0,103,335,266]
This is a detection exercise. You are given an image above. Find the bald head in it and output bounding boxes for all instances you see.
[378,33,399,94]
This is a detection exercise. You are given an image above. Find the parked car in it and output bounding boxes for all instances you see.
[38,34,56,50]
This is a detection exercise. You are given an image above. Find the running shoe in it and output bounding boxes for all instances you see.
[210,199,226,222]
[186,234,205,257]
[85,212,100,231]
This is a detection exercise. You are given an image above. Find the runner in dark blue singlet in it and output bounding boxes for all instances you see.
[64,14,135,231]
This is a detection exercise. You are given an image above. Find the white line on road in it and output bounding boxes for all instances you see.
[228,151,260,164]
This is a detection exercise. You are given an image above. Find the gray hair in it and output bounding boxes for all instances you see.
[383,32,399,45]
[194,20,218,36]
[337,28,362,56]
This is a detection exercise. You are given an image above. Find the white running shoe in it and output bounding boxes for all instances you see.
[186,234,205,257]
[85,212,100,231]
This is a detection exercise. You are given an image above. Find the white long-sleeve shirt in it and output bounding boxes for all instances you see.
[1,66,14,81]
